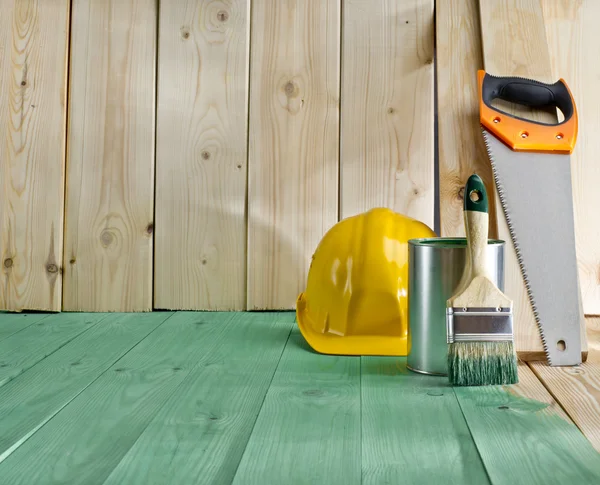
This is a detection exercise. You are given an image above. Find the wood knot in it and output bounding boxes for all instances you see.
[181,27,190,39]
[303,389,324,397]
[201,258,207,265]
[201,151,211,160]
[146,223,154,235]
[284,81,297,97]
[236,163,242,170]
[413,187,420,196]
[46,264,58,274]
[217,10,229,22]
[100,230,114,247]
[3,258,13,269]
[388,107,395,114]
[21,80,27,86]
[457,186,465,200]
[69,258,76,265]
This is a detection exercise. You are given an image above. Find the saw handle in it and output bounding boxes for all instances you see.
[478,70,578,154]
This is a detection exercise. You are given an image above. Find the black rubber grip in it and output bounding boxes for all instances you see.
[481,72,574,125]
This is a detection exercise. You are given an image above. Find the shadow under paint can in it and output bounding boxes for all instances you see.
[406,237,505,376]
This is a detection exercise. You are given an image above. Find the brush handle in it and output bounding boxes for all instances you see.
[464,174,489,279]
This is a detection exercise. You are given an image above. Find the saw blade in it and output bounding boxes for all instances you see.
[482,128,582,366]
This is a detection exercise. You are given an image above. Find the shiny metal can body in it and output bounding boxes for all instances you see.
[407,237,505,376]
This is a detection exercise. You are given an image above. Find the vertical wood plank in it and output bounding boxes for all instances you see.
[246,0,340,310]
[478,0,584,359]
[436,0,497,239]
[340,0,434,228]
[153,0,250,310]
[542,0,600,316]
[0,0,70,311]
[62,0,157,311]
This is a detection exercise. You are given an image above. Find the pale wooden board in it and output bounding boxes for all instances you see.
[528,317,600,453]
[454,361,600,484]
[62,0,156,312]
[361,357,489,484]
[478,0,587,359]
[340,0,434,228]
[530,360,600,454]
[246,0,340,310]
[542,0,600,315]
[154,0,250,311]
[102,313,294,485]
[0,0,70,311]
[436,0,498,239]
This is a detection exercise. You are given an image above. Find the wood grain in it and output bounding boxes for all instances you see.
[361,357,489,484]
[0,312,173,463]
[454,362,600,484]
[542,0,600,315]
[530,361,600,454]
[246,0,340,310]
[154,0,250,311]
[62,0,157,311]
[436,0,497,239]
[340,0,434,227]
[0,312,239,483]
[231,330,361,484]
[103,313,294,485]
[0,313,49,342]
[528,317,600,452]
[0,0,70,311]
[478,0,588,359]
[0,312,107,388]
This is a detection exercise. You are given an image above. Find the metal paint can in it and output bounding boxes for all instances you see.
[406,237,505,376]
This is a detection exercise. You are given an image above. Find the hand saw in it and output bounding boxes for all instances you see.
[477,69,583,366]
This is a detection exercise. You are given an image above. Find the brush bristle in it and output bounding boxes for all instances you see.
[447,341,519,386]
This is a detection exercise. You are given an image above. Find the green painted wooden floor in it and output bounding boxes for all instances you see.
[1,311,600,484]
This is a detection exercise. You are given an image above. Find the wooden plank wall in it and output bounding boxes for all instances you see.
[1,0,598,315]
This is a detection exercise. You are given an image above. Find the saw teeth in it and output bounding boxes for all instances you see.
[480,128,553,365]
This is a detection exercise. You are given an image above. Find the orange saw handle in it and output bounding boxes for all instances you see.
[477,70,578,154]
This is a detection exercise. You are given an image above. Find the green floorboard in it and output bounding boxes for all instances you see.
[0,312,173,463]
[102,312,294,485]
[0,313,108,387]
[0,313,50,342]
[0,312,257,485]
[231,329,362,485]
[1,311,600,484]
[361,356,489,484]
[455,385,600,484]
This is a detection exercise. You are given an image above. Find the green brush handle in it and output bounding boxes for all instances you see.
[464,174,489,278]
[464,174,488,214]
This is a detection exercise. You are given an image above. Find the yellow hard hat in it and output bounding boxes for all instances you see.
[296,207,436,356]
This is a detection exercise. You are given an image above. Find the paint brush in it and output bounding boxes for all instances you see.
[446,173,518,386]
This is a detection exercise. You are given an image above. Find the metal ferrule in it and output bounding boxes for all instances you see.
[446,307,513,344]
